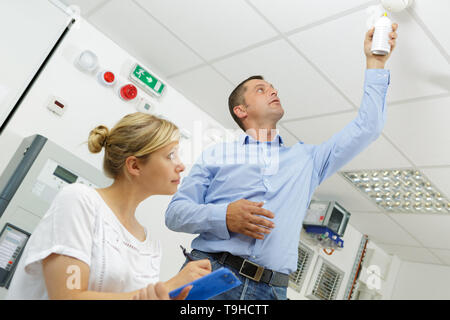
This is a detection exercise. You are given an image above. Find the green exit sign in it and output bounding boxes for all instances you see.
[129,64,165,97]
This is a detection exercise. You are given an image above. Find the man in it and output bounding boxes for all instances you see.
[165,25,398,300]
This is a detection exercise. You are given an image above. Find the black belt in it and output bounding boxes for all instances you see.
[206,251,289,287]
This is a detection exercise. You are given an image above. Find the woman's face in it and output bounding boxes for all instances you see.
[135,141,185,196]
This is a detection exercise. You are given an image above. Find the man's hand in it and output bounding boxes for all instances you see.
[365,23,398,69]
[226,199,275,240]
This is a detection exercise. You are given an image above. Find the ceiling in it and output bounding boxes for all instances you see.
[61,0,450,266]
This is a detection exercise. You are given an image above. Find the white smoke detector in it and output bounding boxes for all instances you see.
[380,0,413,12]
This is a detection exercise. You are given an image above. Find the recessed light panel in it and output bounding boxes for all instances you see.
[340,169,450,214]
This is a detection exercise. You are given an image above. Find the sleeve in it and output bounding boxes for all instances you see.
[23,185,96,274]
[165,149,230,240]
[312,69,390,185]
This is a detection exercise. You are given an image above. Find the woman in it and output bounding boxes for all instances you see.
[7,112,211,299]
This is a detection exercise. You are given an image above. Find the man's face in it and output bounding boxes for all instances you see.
[240,79,284,125]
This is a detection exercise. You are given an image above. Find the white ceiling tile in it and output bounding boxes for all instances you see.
[282,112,412,170]
[134,0,277,61]
[213,40,352,120]
[390,214,450,250]
[377,244,442,264]
[420,168,450,200]
[248,0,374,33]
[88,0,203,77]
[349,212,422,246]
[383,97,450,167]
[429,248,450,266]
[167,66,236,130]
[313,174,382,213]
[289,10,450,106]
[412,0,450,56]
[340,135,412,171]
[59,0,106,16]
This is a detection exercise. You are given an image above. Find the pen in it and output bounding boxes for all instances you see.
[180,245,195,261]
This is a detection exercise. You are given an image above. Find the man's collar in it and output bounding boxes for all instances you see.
[239,132,284,146]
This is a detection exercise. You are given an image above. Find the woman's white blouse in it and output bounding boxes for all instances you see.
[7,183,161,299]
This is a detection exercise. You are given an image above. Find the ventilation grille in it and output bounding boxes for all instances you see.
[289,242,313,292]
[311,261,343,300]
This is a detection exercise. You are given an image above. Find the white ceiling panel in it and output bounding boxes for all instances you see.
[382,96,450,167]
[429,248,450,266]
[134,0,277,61]
[213,39,353,120]
[248,0,375,33]
[313,174,382,212]
[289,9,450,106]
[390,214,450,250]
[420,168,450,200]
[60,0,107,16]
[411,0,450,56]
[88,0,203,77]
[348,212,422,246]
[167,66,236,130]
[377,244,442,265]
[282,112,412,170]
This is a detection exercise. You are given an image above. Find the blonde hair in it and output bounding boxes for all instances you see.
[88,112,180,178]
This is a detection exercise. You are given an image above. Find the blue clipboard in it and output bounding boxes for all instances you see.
[169,267,241,300]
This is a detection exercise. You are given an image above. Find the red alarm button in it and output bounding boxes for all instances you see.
[103,71,115,83]
[98,70,116,86]
[120,84,137,101]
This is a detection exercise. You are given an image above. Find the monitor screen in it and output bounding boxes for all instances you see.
[53,165,78,184]
[328,206,344,234]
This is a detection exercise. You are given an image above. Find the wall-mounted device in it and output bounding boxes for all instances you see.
[75,50,98,73]
[0,135,111,297]
[0,224,30,288]
[118,83,138,101]
[129,63,165,98]
[303,200,351,237]
[135,96,155,114]
[46,95,67,116]
[97,70,116,87]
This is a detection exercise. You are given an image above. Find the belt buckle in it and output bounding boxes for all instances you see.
[239,259,264,282]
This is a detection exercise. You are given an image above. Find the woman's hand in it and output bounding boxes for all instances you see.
[132,282,192,300]
[165,259,212,292]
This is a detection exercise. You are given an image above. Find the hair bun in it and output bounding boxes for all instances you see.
[88,125,109,153]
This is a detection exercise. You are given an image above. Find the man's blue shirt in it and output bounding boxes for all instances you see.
[165,69,390,274]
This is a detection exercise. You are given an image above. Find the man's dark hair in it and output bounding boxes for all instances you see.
[228,75,264,131]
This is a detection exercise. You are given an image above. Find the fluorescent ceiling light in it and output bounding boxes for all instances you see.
[340,169,450,214]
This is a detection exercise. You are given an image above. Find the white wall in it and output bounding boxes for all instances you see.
[391,261,450,300]
[0,14,226,283]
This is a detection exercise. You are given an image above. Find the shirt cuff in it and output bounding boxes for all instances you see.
[208,203,230,240]
[365,69,390,86]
